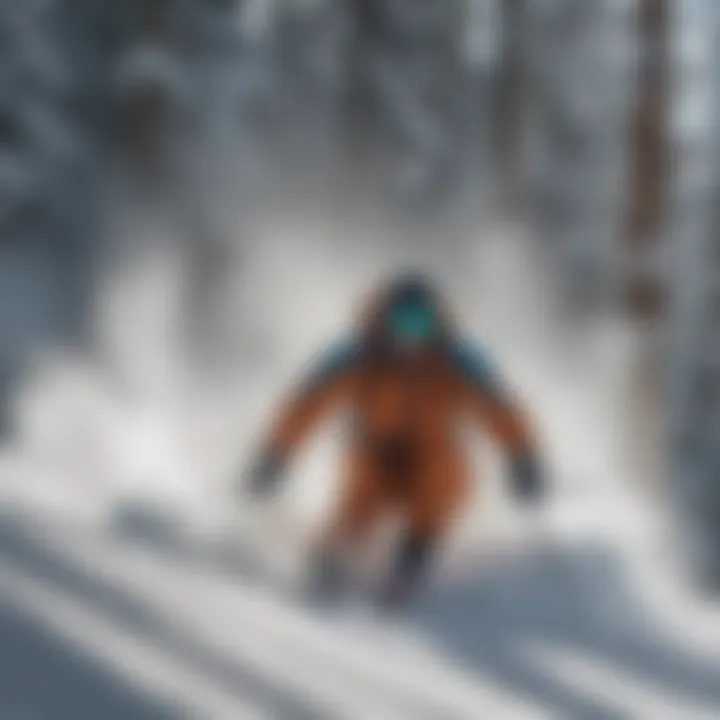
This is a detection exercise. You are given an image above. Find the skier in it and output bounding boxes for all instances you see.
[241,272,544,610]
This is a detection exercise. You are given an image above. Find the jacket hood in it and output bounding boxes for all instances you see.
[354,271,455,348]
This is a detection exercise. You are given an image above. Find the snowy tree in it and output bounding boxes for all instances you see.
[519,0,638,310]
[664,0,720,591]
[0,0,100,437]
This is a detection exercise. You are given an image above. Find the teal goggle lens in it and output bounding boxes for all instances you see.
[390,304,435,342]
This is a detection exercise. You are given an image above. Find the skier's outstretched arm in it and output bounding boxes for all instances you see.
[449,339,544,504]
[244,338,364,497]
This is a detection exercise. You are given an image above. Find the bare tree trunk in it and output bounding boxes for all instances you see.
[622,0,669,322]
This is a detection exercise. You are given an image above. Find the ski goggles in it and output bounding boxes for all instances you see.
[389,302,437,344]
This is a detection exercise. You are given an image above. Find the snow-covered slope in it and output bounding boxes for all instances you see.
[1,221,720,719]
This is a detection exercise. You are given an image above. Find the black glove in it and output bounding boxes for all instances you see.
[242,449,287,499]
[509,452,544,505]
